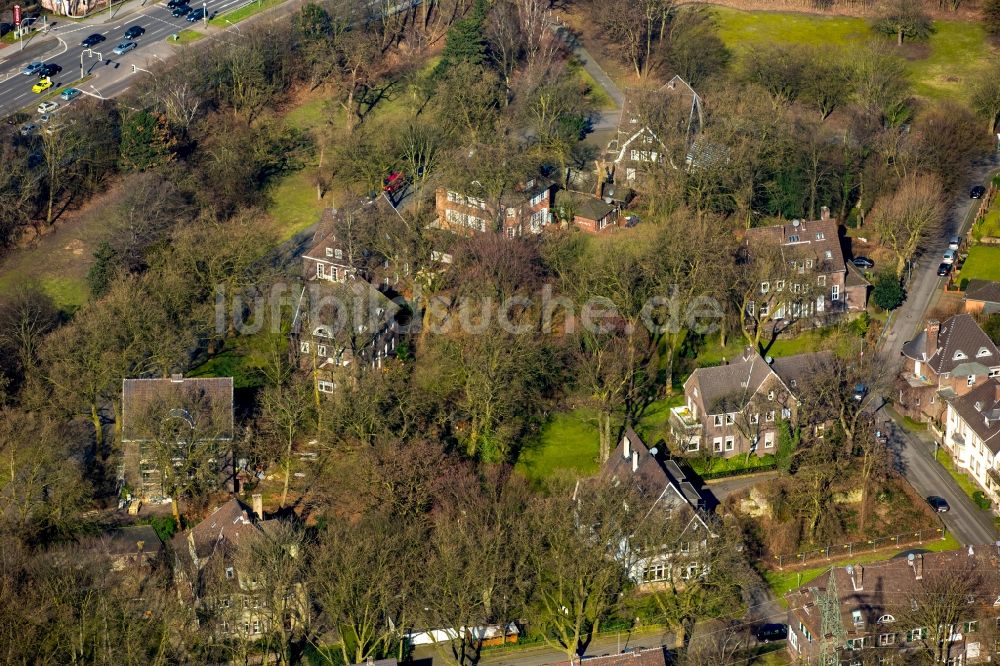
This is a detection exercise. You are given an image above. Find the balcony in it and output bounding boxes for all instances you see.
[670,406,702,434]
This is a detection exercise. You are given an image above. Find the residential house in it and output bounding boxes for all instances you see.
[121,375,234,501]
[600,427,714,588]
[171,496,307,639]
[555,190,621,234]
[434,179,555,236]
[291,281,400,396]
[670,349,829,459]
[786,549,1000,665]
[899,314,1000,426]
[95,525,164,572]
[604,75,703,189]
[965,280,1000,315]
[944,378,1000,506]
[742,213,868,321]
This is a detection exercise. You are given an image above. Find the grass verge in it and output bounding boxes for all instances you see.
[208,0,283,26]
[936,448,987,507]
[169,29,204,43]
[764,531,960,597]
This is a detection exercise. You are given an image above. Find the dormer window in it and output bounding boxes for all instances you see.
[325,247,333,257]
[824,251,832,259]
[761,282,770,293]
[969,375,976,387]
[815,232,825,240]
[877,615,895,624]
[954,350,968,361]
[225,567,234,579]
[852,610,863,626]
[768,390,775,400]
[978,347,992,358]
[976,401,983,411]
[335,249,343,260]
[788,234,800,243]
[776,280,785,291]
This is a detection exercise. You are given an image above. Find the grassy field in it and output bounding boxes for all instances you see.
[960,246,1000,282]
[764,531,960,596]
[516,408,601,483]
[711,7,991,102]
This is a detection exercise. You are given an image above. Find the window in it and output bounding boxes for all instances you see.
[818,275,826,286]
[726,413,735,425]
[878,633,895,646]
[824,251,832,259]
[225,567,234,580]
[252,620,260,634]
[747,301,755,316]
[781,408,791,419]
[222,597,231,608]
[764,431,774,449]
[788,234,800,243]
[964,621,979,633]
[907,627,927,641]
[806,259,813,269]
[852,610,863,626]
[686,439,699,452]
[643,563,666,582]
[714,415,723,427]
[766,410,775,422]
[750,413,760,424]
[788,628,799,651]
[325,247,333,257]
[954,350,968,360]
[299,341,309,353]
[680,564,698,580]
[330,267,339,281]
[760,303,769,317]
[335,248,343,260]
[816,232,825,240]
[318,345,328,357]
[799,622,813,642]
[792,283,801,293]
[626,168,636,182]
[969,375,976,387]
[832,284,840,301]
[724,437,735,451]
[846,637,864,649]
[990,369,1000,377]
[761,281,770,293]
[713,437,723,453]
[768,390,775,401]
[317,380,336,394]
[316,263,325,279]
[776,280,785,291]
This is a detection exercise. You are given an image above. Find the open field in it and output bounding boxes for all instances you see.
[711,7,991,102]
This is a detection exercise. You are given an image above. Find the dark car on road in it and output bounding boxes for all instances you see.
[171,4,190,16]
[123,25,145,39]
[928,496,950,512]
[167,0,186,7]
[852,256,875,269]
[0,22,12,37]
[37,63,61,78]
[972,185,986,199]
[937,262,952,277]
[81,33,105,47]
[186,7,206,20]
[754,624,788,643]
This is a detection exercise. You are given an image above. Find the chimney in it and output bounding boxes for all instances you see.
[915,553,923,580]
[926,320,940,360]
[252,493,263,521]
[632,451,639,473]
[820,206,830,221]
[623,434,631,460]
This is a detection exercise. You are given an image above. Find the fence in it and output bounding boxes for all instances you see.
[771,528,945,569]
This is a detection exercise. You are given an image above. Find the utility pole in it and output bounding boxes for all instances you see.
[202,1,207,26]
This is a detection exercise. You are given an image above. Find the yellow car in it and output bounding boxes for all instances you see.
[32,77,52,93]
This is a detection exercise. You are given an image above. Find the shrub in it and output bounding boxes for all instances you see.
[974,491,992,510]
[873,273,905,311]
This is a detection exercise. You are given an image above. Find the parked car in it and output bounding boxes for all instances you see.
[80,33,105,47]
[874,430,889,445]
[943,248,957,264]
[166,0,185,6]
[123,25,145,39]
[754,624,788,643]
[112,41,137,55]
[20,61,44,76]
[971,185,986,199]
[59,87,82,101]
[31,77,52,93]
[37,100,58,114]
[949,236,961,251]
[19,123,38,136]
[186,7,206,21]
[851,256,875,269]
[0,22,13,37]
[928,496,950,512]
[937,262,952,277]
[171,4,190,16]
[853,383,867,401]
[37,63,61,78]
[383,171,405,193]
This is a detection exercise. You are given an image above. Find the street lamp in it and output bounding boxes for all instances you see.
[202,1,207,27]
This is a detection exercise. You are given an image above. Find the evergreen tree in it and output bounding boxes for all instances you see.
[435,0,488,74]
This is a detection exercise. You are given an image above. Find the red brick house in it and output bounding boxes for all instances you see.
[786,549,1000,665]
[742,213,869,320]
[670,349,829,459]
[434,179,554,236]
[898,314,1000,426]
[555,190,621,234]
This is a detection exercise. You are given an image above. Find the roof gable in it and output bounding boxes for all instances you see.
[929,314,1000,375]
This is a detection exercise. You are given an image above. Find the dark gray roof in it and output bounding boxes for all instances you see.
[770,351,833,393]
[121,376,234,442]
[744,218,846,275]
[556,190,616,222]
[570,647,670,666]
[845,261,871,288]
[901,331,927,361]
[949,379,1000,453]
[966,280,1000,304]
[928,314,999,375]
[100,525,163,557]
[687,351,777,413]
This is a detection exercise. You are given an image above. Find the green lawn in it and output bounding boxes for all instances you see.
[765,531,960,597]
[516,408,600,484]
[977,209,1000,240]
[267,171,325,241]
[208,0,283,26]
[712,7,990,102]
[959,246,1000,282]
[937,448,988,507]
[571,61,616,111]
[690,453,776,478]
[169,29,203,43]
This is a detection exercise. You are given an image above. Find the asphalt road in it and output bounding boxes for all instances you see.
[0,0,251,119]
[876,153,1000,547]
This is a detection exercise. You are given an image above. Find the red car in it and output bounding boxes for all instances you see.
[383,171,405,193]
